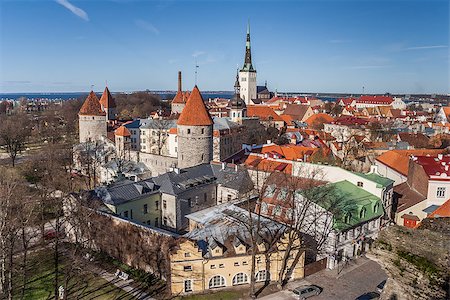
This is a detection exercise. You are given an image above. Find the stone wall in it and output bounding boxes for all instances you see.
[79,115,107,143]
[177,124,212,169]
[131,151,177,176]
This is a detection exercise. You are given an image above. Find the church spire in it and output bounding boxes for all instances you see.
[234,68,240,97]
[242,21,254,72]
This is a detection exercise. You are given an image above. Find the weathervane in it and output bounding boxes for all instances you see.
[195,59,199,85]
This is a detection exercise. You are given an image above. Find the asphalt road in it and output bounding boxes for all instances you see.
[260,257,386,300]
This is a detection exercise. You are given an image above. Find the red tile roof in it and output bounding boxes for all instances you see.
[338,97,356,105]
[428,198,450,218]
[305,113,334,127]
[414,155,450,179]
[376,149,446,176]
[99,86,116,109]
[356,95,393,105]
[79,91,105,116]
[115,125,131,137]
[247,105,284,122]
[177,86,213,126]
[333,116,368,125]
[243,154,293,174]
[172,90,190,104]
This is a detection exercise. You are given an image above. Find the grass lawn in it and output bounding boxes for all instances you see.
[14,249,135,300]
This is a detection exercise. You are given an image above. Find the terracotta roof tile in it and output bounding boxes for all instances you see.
[79,91,105,116]
[376,149,446,176]
[115,125,131,137]
[357,95,394,105]
[305,113,334,127]
[99,86,116,109]
[177,86,213,126]
[428,198,450,218]
[247,105,283,122]
[243,154,292,174]
[172,91,190,104]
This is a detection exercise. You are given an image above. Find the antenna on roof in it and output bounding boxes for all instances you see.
[105,80,108,87]
[195,59,199,85]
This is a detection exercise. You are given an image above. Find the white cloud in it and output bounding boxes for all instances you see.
[55,0,89,21]
[192,51,206,58]
[135,19,160,35]
[405,45,448,50]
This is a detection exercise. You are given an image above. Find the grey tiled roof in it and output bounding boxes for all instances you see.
[139,119,177,130]
[153,164,216,196]
[211,163,254,193]
[184,202,285,257]
[95,178,159,206]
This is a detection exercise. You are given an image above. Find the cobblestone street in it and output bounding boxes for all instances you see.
[260,257,386,300]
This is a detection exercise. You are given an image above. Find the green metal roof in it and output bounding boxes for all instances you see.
[314,180,384,231]
[354,172,394,188]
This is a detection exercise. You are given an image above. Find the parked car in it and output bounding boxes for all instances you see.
[292,285,322,299]
[376,280,386,293]
[355,291,381,300]
[44,229,63,240]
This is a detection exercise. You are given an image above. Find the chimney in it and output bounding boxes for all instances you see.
[438,154,443,160]
[178,71,182,92]
[370,165,378,174]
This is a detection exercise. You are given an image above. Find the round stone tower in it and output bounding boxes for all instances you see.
[177,85,213,169]
[78,91,107,143]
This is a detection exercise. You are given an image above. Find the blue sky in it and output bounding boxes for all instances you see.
[0,0,448,94]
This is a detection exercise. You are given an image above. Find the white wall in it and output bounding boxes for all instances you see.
[374,161,407,186]
[426,180,450,207]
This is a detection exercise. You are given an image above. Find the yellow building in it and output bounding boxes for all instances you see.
[169,203,305,295]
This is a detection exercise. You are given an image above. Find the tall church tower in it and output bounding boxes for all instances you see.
[177,86,213,169]
[239,23,257,105]
[229,70,247,124]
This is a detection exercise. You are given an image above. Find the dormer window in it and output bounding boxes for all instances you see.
[344,213,352,224]
[374,202,380,214]
[360,208,367,219]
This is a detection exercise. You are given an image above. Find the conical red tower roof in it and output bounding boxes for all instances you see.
[177,86,213,126]
[99,86,116,108]
[79,91,105,116]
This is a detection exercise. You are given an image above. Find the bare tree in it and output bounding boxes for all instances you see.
[152,119,172,155]
[0,115,31,167]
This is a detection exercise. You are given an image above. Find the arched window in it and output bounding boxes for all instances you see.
[209,275,225,289]
[255,270,270,282]
[232,273,248,285]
